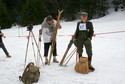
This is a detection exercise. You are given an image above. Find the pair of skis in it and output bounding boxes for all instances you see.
[48,10,63,65]
[59,37,78,66]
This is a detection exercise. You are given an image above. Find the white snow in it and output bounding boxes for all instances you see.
[0,11,125,84]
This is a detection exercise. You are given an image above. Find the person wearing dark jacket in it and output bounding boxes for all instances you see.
[74,12,95,71]
[0,27,11,58]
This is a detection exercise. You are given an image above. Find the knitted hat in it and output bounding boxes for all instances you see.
[46,15,53,21]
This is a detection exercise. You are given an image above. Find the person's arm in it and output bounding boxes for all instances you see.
[88,22,94,39]
[54,20,61,29]
[42,28,52,41]
[0,31,4,36]
[74,22,80,39]
[57,23,61,29]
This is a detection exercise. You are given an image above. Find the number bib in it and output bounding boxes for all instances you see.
[79,23,87,31]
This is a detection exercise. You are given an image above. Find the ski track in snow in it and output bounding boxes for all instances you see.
[0,11,125,84]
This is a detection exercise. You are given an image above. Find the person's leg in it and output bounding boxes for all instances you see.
[52,42,59,63]
[77,39,84,59]
[85,42,95,71]
[44,42,51,65]
[53,42,57,56]
[0,42,9,56]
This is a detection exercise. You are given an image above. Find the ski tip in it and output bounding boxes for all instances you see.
[58,10,63,13]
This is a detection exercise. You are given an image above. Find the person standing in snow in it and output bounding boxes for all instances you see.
[0,26,11,58]
[39,15,61,65]
[74,12,95,71]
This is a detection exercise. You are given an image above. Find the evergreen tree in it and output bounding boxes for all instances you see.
[112,0,121,11]
[21,0,47,26]
[58,0,109,20]
[121,0,125,10]
[45,0,59,19]
[63,0,81,21]
[3,0,26,23]
[0,0,12,29]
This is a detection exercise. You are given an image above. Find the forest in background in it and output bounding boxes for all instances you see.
[0,0,125,29]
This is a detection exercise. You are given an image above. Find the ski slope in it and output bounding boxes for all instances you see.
[0,11,125,84]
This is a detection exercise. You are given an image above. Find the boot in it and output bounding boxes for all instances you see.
[45,57,48,65]
[88,60,95,71]
[7,55,11,58]
[53,56,59,63]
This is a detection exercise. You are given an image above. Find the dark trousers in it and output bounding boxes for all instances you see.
[44,42,57,57]
[77,39,93,61]
[0,42,9,56]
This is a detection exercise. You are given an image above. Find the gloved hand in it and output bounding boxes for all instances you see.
[84,38,91,45]
[50,37,55,42]
[39,35,41,42]
[0,33,4,36]
[39,29,42,35]
[73,39,78,47]
[68,39,73,49]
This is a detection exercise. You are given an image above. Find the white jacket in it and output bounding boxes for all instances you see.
[41,18,57,43]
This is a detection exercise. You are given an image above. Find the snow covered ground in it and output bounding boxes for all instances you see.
[0,11,125,84]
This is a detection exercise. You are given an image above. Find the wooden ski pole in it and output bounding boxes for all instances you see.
[31,35,37,65]
[37,35,42,67]
[24,31,31,69]
[48,10,63,65]
[63,48,76,63]
[31,31,44,67]
[64,48,77,66]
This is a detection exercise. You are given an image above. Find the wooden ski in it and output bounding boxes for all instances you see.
[59,39,74,66]
[48,10,63,65]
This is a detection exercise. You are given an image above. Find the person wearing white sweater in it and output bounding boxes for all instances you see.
[39,15,61,65]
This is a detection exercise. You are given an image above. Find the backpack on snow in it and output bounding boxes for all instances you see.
[75,57,89,74]
[19,62,40,84]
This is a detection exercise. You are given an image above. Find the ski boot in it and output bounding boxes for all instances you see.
[88,61,95,72]
[53,56,59,63]
[7,55,11,58]
[45,57,48,65]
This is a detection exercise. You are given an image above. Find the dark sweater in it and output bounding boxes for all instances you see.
[74,21,94,40]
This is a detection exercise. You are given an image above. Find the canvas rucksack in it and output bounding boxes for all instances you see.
[19,62,40,84]
[75,57,89,74]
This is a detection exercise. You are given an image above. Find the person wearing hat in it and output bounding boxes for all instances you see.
[39,15,61,65]
[0,26,11,58]
[74,12,95,71]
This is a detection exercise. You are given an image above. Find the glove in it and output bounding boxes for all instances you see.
[39,29,42,35]
[0,33,4,36]
[84,38,91,45]
[68,39,73,49]
[73,39,78,47]
[39,36,41,42]
[50,37,55,42]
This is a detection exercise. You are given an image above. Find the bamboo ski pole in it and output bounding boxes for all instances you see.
[24,31,31,69]
[64,48,77,66]
[31,34,37,65]
[31,31,44,67]
[37,35,42,67]
[63,48,76,63]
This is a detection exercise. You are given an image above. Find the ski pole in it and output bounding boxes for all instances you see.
[31,31,44,67]
[64,48,77,66]
[24,31,31,69]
